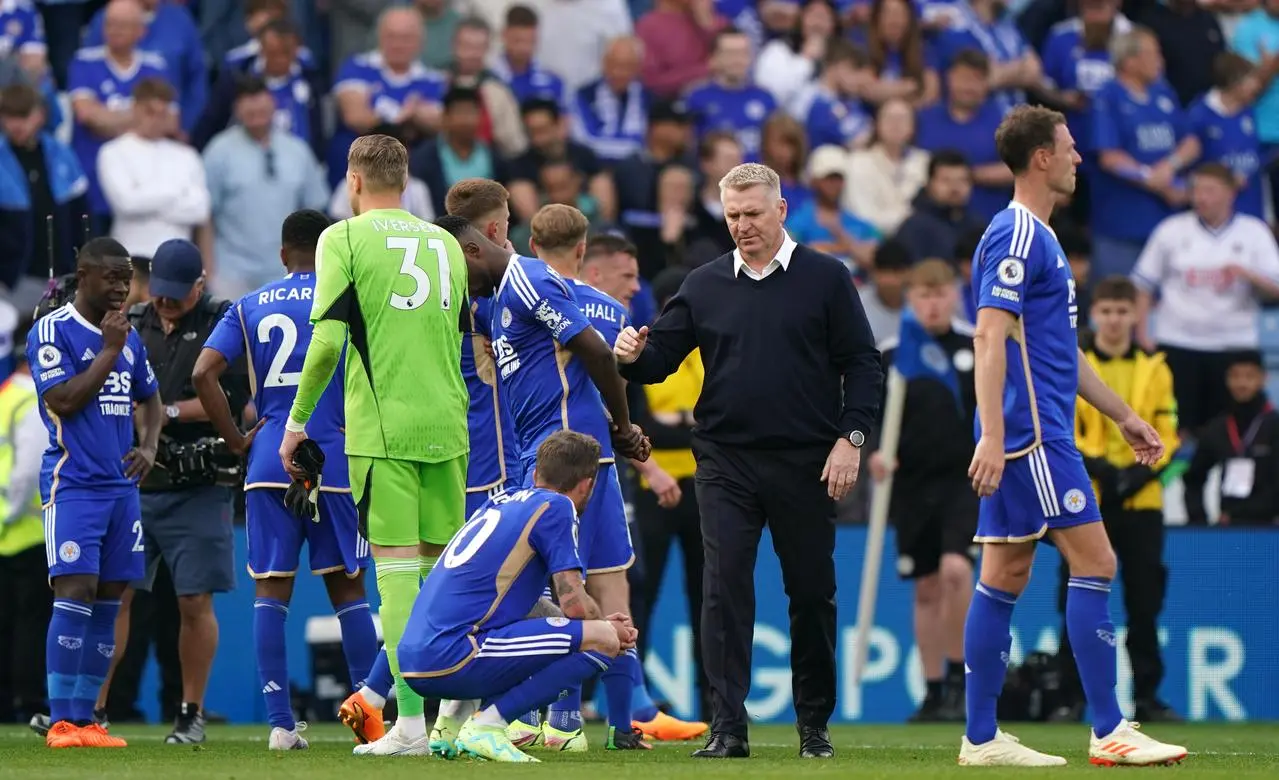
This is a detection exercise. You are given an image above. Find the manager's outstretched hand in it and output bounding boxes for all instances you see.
[614,325,648,364]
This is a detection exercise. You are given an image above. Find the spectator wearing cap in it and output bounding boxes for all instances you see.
[843,97,929,235]
[787,145,880,273]
[410,86,511,219]
[202,76,328,300]
[492,5,568,110]
[1188,52,1266,221]
[914,49,1012,220]
[128,237,248,743]
[859,238,909,343]
[614,98,697,277]
[1184,350,1279,527]
[508,98,615,225]
[447,17,528,158]
[0,82,87,315]
[98,77,209,259]
[754,0,840,113]
[892,149,985,263]
[791,39,874,151]
[637,0,726,99]
[683,27,777,161]
[571,36,651,164]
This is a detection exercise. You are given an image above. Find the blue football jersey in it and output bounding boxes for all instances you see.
[683,82,776,161]
[972,204,1078,455]
[800,86,872,151]
[489,256,614,462]
[915,99,1010,221]
[0,0,42,62]
[67,46,170,214]
[1040,18,1117,156]
[569,279,627,348]
[401,487,583,670]
[251,61,315,147]
[1090,78,1185,241]
[29,304,159,501]
[1188,92,1264,220]
[936,8,1029,112]
[492,57,566,110]
[224,39,315,72]
[203,273,347,491]
[464,296,522,493]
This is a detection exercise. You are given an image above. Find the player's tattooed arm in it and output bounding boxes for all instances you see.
[42,311,132,417]
[552,569,601,620]
[526,597,565,619]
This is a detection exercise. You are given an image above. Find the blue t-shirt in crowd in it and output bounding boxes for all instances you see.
[683,81,776,161]
[1040,17,1123,155]
[1187,91,1264,220]
[915,99,1010,221]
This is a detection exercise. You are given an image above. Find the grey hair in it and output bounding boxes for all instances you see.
[1110,27,1154,70]
[718,163,782,199]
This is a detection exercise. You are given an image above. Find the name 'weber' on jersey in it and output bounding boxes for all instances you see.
[29,304,159,501]
[488,256,615,462]
[973,203,1079,455]
[203,273,348,490]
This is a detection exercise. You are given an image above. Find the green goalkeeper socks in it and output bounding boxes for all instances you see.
[374,557,425,718]
[419,555,438,583]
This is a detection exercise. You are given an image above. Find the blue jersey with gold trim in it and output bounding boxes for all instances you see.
[29,304,159,501]
[490,256,614,461]
[569,279,627,348]
[401,487,583,672]
[203,273,347,490]
[463,296,522,492]
[972,203,1079,454]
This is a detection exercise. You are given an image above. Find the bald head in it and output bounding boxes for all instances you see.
[104,0,145,52]
[379,7,423,71]
[602,36,642,93]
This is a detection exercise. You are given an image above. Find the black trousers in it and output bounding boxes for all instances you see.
[1056,509,1167,703]
[0,546,52,719]
[693,439,837,737]
[1160,346,1257,436]
[632,475,708,714]
[108,561,182,722]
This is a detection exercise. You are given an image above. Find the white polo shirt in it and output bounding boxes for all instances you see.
[1132,211,1279,351]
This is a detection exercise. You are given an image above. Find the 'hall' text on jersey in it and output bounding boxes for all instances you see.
[399,488,583,674]
[489,256,615,462]
[973,203,1079,455]
[311,210,469,462]
[204,273,348,491]
[29,304,159,502]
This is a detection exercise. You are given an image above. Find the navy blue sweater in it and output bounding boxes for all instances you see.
[620,243,882,450]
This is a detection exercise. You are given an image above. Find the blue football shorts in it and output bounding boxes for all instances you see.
[976,438,1103,543]
[523,457,633,574]
[402,617,591,700]
[244,488,370,578]
[44,490,144,582]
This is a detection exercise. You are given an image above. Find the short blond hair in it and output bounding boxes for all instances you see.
[530,204,589,252]
[908,258,957,288]
[719,162,781,199]
[445,178,510,224]
[348,134,408,194]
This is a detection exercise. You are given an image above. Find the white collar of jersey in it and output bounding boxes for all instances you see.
[1197,214,1236,237]
[1205,89,1233,118]
[733,231,797,277]
[1007,201,1056,239]
[61,303,103,335]
[368,50,427,86]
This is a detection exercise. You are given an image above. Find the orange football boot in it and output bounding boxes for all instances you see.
[632,711,709,741]
[78,723,127,748]
[338,690,386,744]
[45,721,83,748]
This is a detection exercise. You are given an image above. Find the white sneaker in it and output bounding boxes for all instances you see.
[352,721,431,756]
[1089,720,1187,766]
[959,730,1067,767]
[268,723,309,751]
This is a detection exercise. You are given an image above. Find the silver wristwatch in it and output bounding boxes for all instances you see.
[846,430,865,448]
[165,404,180,421]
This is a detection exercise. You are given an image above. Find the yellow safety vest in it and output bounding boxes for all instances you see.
[0,374,44,557]
[642,350,703,484]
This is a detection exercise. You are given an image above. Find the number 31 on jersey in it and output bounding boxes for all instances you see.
[386,236,452,312]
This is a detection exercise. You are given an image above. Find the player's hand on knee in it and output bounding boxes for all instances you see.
[968,436,1005,497]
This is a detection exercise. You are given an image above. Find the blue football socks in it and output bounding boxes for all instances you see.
[546,686,583,733]
[629,649,659,721]
[253,597,294,730]
[334,600,378,689]
[491,652,612,723]
[602,648,638,730]
[47,599,91,724]
[963,582,1016,746]
[1067,576,1123,738]
[72,599,119,722]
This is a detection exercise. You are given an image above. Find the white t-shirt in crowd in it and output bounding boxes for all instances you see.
[1133,211,1279,351]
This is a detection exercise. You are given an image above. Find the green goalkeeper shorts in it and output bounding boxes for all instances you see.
[350,455,467,548]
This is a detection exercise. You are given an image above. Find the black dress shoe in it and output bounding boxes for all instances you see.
[798,725,834,758]
[691,732,750,758]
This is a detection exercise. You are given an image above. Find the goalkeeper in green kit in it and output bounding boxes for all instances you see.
[280,134,468,756]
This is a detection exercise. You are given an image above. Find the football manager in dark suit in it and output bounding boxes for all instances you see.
[614,162,882,759]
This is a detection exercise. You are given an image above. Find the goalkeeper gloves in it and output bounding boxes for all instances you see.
[285,439,325,521]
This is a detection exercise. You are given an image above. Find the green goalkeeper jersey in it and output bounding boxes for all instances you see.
[311,209,469,463]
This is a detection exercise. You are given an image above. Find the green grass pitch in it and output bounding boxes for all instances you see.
[0,723,1276,778]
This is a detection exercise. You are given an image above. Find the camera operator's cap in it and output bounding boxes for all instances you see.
[808,145,850,181]
[149,239,203,300]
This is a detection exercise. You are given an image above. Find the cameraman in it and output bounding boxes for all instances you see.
[128,239,248,743]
